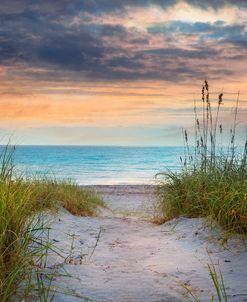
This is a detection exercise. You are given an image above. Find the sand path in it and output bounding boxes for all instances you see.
[47,186,247,302]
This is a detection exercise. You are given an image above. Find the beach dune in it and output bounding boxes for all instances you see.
[46,185,247,302]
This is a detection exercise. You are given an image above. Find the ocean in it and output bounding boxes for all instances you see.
[7,146,184,185]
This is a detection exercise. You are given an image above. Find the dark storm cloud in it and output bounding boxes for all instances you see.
[81,23,128,39]
[142,47,218,59]
[0,13,103,69]
[0,0,177,15]
[0,0,246,82]
[107,56,144,69]
[0,12,193,81]
[0,0,246,16]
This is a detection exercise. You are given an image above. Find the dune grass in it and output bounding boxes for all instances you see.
[157,81,247,235]
[27,178,104,216]
[183,257,228,302]
[0,145,104,301]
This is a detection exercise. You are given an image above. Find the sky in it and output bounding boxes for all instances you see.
[0,0,246,146]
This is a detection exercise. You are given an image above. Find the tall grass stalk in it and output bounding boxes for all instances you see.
[184,258,228,302]
[157,81,247,234]
[0,145,104,301]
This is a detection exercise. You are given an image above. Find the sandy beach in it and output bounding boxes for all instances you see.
[45,185,247,302]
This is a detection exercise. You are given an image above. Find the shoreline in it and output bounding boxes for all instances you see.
[81,184,158,193]
[81,184,158,219]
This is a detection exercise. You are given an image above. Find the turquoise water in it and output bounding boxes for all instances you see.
[8,146,184,185]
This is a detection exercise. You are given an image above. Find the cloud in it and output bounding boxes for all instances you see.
[148,21,215,35]
[148,21,247,43]
[1,1,246,16]
[142,47,218,59]
[186,0,247,10]
[0,0,246,83]
[0,0,28,15]
[0,0,177,16]
[0,0,246,146]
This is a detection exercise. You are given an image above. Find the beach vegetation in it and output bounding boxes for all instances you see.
[157,81,247,234]
[0,145,104,301]
[184,257,228,302]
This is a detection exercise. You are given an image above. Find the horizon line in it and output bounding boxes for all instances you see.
[0,144,184,148]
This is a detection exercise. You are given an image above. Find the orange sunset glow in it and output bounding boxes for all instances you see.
[0,0,246,145]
